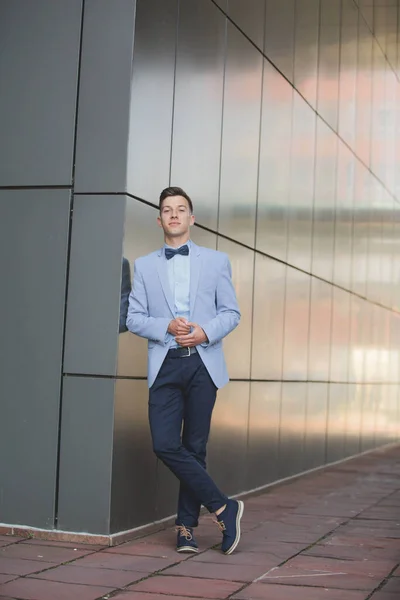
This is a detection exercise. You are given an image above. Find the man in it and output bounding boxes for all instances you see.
[126,186,243,555]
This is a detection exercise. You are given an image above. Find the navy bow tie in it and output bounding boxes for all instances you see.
[165,244,189,260]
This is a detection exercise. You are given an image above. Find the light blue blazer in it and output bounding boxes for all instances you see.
[126,242,241,388]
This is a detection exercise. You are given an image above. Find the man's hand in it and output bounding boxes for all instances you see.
[175,322,208,347]
[168,317,191,337]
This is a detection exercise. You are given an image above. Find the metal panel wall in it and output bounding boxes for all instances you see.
[116,0,400,533]
[0,190,70,528]
[0,0,82,530]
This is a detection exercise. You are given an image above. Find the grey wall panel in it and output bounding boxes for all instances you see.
[317,0,341,131]
[227,0,266,50]
[326,384,347,463]
[57,377,115,534]
[339,0,359,149]
[64,195,126,376]
[218,22,263,247]
[251,256,286,380]
[0,189,70,528]
[0,0,82,186]
[294,0,320,108]
[308,278,332,382]
[126,0,178,202]
[218,239,254,380]
[311,119,337,281]
[264,0,295,82]
[256,61,293,262]
[111,379,157,533]
[287,92,316,272]
[333,142,354,290]
[305,383,328,471]
[279,383,307,478]
[329,287,351,383]
[345,384,362,457]
[74,0,136,193]
[208,382,250,496]
[352,162,369,298]
[355,18,373,166]
[247,382,281,489]
[282,268,311,381]
[170,0,226,230]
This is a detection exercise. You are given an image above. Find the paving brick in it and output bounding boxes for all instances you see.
[0,557,55,576]
[163,560,266,582]
[284,555,396,578]
[111,593,195,600]
[380,577,400,593]
[0,537,24,544]
[129,575,243,598]
[0,543,92,563]
[21,539,105,551]
[0,574,18,584]
[104,541,187,560]
[32,564,144,587]
[232,582,367,599]
[304,543,399,562]
[191,548,279,568]
[257,564,381,591]
[72,552,175,573]
[369,593,399,600]
[0,578,110,600]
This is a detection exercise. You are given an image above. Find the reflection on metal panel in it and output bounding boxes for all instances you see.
[287,92,315,272]
[218,22,262,247]
[170,0,226,229]
[305,383,328,470]
[126,0,178,201]
[294,0,319,107]
[247,382,281,489]
[312,119,337,281]
[317,0,340,131]
[252,255,286,380]
[112,0,400,532]
[111,379,157,531]
[208,382,250,496]
[308,278,332,382]
[218,238,254,379]
[326,383,347,463]
[265,0,295,81]
[227,0,266,50]
[339,0,358,148]
[282,268,311,381]
[279,383,307,478]
[257,61,292,262]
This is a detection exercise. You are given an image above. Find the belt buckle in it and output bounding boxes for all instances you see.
[183,347,191,357]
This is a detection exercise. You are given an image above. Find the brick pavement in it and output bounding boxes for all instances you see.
[1,444,399,600]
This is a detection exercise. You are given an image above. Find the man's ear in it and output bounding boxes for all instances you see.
[157,215,162,228]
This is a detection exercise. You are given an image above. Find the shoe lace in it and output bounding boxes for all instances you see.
[176,525,193,541]
[213,518,226,533]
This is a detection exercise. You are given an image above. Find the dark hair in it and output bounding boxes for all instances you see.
[159,186,193,214]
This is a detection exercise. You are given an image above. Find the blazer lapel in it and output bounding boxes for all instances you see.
[156,250,175,316]
[189,243,201,318]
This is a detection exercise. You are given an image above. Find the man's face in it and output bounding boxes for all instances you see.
[157,195,195,238]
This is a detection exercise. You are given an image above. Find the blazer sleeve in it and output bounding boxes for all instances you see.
[200,254,240,346]
[126,260,170,344]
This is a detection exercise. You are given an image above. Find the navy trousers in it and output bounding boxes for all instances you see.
[149,351,228,527]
